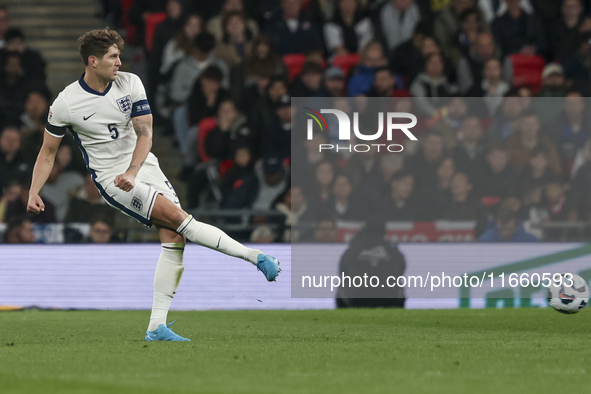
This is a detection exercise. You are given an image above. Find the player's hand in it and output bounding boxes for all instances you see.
[114,171,136,192]
[27,193,45,214]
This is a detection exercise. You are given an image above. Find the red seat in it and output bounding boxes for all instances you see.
[509,54,546,94]
[145,12,167,52]
[197,117,217,163]
[332,53,359,77]
[283,53,306,81]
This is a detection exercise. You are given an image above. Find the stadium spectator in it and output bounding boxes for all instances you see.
[275,185,314,242]
[364,66,404,97]
[249,225,276,243]
[323,0,374,57]
[243,35,288,83]
[468,59,510,115]
[545,181,576,222]
[0,52,47,126]
[39,145,85,222]
[410,53,458,116]
[506,110,562,175]
[428,156,455,218]
[0,27,46,83]
[319,173,365,221]
[4,216,34,244]
[537,64,569,98]
[263,0,324,55]
[220,145,255,202]
[128,0,167,45]
[187,65,229,127]
[433,0,478,60]
[169,32,228,105]
[0,126,29,194]
[19,90,48,138]
[562,33,591,97]
[0,5,9,49]
[453,116,485,175]
[432,96,469,149]
[407,131,445,201]
[324,66,346,97]
[491,0,546,58]
[87,214,115,244]
[160,14,203,76]
[148,0,184,98]
[548,93,591,175]
[477,0,534,23]
[478,207,539,242]
[378,170,420,220]
[446,7,486,66]
[457,32,500,94]
[64,174,114,224]
[291,62,329,97]
[548,0,591,62]
[3,180,56,223]
[225,154,288,209]
[308,160,335,205]
[0,180,20,221]
[209,0,258,42]
[517,144,560,186]
[441,171,478,220]
[249,76,289,155]
[379,154,404,184]
[374,0,421,52]
[204,99,251,161]
[262,94,292,159]
[388,22,430,85]
[214,11,254,68]
[486,94,526,141]
[313,218,338,243]
[476,143,518,200]
[348,41,387,96]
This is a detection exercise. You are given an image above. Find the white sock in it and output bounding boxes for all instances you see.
[176,215,261,265]
[147,243,185,332]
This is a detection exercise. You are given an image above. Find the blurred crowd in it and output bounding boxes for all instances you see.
[2,0,591,243]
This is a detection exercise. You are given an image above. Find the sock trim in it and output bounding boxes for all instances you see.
[177,215,193,234]
[162,245,185,251]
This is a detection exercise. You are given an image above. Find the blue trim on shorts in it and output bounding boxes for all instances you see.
[68,126,152,226]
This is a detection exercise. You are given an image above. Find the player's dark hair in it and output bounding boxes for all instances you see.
[78,28,125,66]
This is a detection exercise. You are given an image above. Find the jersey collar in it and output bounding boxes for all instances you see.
[79,73,112,96]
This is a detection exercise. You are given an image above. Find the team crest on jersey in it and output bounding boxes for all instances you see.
[116,95,132,114]
[48,110,53,122]
[131,196,143,211]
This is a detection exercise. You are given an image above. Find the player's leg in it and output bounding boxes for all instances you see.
[148,228,185,331]
[145,227,190,341]
[150,194,281,281]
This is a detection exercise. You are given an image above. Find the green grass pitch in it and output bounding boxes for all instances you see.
[1,308,590,394]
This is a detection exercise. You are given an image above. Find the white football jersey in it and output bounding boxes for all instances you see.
[46,71,153,183]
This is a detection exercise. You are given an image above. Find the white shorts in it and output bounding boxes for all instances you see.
[95,158,181,227]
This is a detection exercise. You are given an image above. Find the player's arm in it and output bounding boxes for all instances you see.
[27,131,62,214]
[114,113,153,192]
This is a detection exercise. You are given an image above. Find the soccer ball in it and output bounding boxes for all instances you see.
[547,273,589,314]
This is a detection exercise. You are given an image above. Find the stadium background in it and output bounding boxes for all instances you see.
[2,0,591,245]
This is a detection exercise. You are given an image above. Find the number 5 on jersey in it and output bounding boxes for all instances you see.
[108,123,119,139]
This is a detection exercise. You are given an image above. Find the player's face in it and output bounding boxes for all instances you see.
[97,45,122,82]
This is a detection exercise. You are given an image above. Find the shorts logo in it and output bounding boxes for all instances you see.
[131,196,143,211]
[116,95,132,114]
[48,110,53,122]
